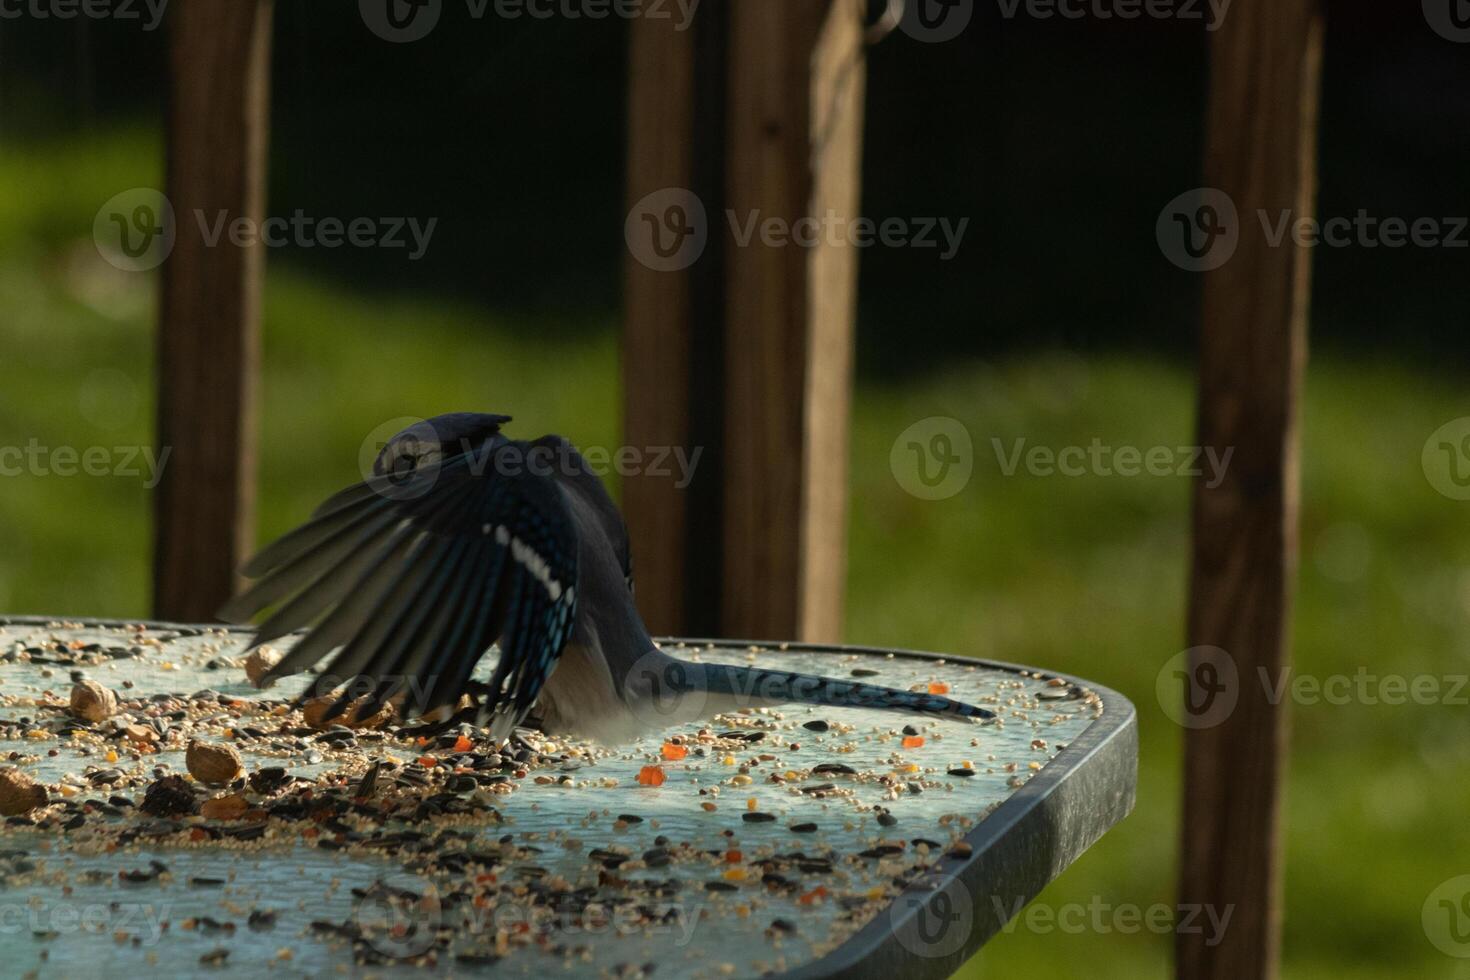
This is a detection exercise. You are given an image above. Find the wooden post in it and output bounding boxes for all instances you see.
[722,0,863,643]
[622,0,864,642]
[621,4,720,638]
[1179,3,1323,979]
[154,0,273,622]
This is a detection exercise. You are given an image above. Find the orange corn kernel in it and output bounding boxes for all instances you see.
[661,742,688,761]
[453,735,474,753]
[798,886,829,905]
[928,682,950,695]
[902,735,925,749]
[637,765,666,786]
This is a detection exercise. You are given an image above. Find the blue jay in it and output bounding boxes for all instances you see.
[221,414,992,745]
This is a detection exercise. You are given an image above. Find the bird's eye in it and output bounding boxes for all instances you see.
[392,452,418,476]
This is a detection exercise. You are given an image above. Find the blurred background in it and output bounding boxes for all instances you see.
[2,2,1468,977]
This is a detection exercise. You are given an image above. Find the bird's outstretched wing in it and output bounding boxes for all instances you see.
[219,439,578,742]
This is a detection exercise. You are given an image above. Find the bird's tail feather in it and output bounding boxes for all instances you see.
[691,662,994,721]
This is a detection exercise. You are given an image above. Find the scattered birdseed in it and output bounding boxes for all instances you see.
[302,694,393,731]
[0,767,47,815]
[242,647,281,688]
[199,794,248,820]
[69,680,117,722]
[140,775,195,816]
[186,740,244,785]
[0,620,1105,976]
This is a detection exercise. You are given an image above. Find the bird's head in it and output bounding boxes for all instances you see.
[372,412,512,480]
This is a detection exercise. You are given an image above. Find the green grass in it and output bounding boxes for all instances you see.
[2,130,1467,978]
[850,358,1470,978]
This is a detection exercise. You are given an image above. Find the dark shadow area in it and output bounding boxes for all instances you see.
[1,1,1465,376]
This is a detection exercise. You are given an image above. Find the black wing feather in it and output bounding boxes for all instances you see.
[223,442,579,740]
